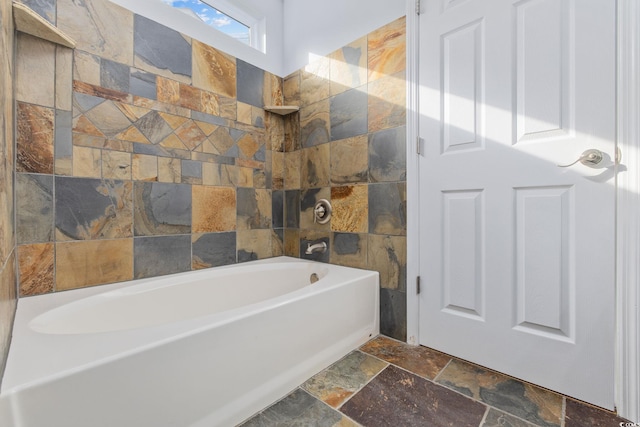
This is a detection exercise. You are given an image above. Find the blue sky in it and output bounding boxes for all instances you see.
[161,0,250,44]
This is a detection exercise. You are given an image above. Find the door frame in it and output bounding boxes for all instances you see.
[404,0,640,421]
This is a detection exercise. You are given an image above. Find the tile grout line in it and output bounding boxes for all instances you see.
[478,406,491,427]
[334,349,391,411]
[432,357,452,383]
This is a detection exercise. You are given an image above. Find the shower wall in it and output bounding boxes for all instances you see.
[14,0,285,295]
[283,17,407,340]
[0,0,16,380]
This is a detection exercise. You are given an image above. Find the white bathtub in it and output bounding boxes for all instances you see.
[0,257,379,427]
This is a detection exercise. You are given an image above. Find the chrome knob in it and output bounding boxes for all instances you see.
[557,149,604,168]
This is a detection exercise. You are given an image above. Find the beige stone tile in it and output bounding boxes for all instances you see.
[57,0,134,65]
[192,186,236,233]
[330,36,368,96]
[272,151,284,190]
[284,229,299,257]
[132,154,158,181]
[237,229,272,261]
[237,102,252,125]
[15,33,55,107]
[367,234,407,290]
[368,17,406,83]
[271,229,284,257]
[368,71,406,133]
[301,144,330,189]
[84,101,133,139]
[156,76,180,105]
[158,157,181,183]
[202,163,236,187]
[263,72,283,107]
[330,135,368,184]
[300,99,330,148]
[56,239,133,290]
[73,50,101,85]
[283,71,301,106]
[331,185,368,233]
[301,56,330,107]
[72,146,101,178]
[237,167,254,188]
[284,150,301,190]
[18,243,54,296]
[55,46,73,110]
[102,150,131,180]
[266,113,285,152]
[192,40,236,98]
[0,251,17,365]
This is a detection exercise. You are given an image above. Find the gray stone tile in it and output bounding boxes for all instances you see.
[55,110,72,158]
[237,59,264,108]
[133,142,191,160]
[55,176,132,240]
[134,235,191,279]
[192,111,229,127]
[272,190,284,228]
[483,409,540,427]
[192,232,236,269]
[369,126,406,182]
[133,14,191,78]
[285,190,300,229]
[130,69,157,100]
[100,58,130,93]
[240,388,351,427]
[73,92,105,114]
[368,182,406,235]
[133,182,191,236]
[18,0,56,23]
[16,174,53,244]
[331,232,366,269]
[380,288,407,341]
[134,111,173,144]
[180,160,202,184]
[330,87,368,141]
[237,188,271,230]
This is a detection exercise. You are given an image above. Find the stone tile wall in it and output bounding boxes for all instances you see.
[0,0,17,380]
[14,0,285,295]
[282,17,407,340]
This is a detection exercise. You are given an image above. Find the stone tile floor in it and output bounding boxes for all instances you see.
[240,335,630,427]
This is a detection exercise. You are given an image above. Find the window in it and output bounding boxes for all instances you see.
[160,0,263,50]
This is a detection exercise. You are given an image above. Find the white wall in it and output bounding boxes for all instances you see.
[282,0,406,75]
[111,0,285,76]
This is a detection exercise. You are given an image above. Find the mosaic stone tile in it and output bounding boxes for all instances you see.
[369,126,406,182]
[368,71,406,133]
[303,350,387,408]
[331,185,368,233]
[192,232,236,270]
[284,150,301,190]
[134,182,191,236]
[134,235,191,279]
[130,69,157,100]
[237,229,272,262]
[18,0,56,23]
[368,182,406,235]
[102,150,131,180]
[301,144,330,189]
[100,58,129,93]
[192,185,236,233]
[134,110,173,144]
[360,335,450,380]
[240,388,355,427]
[483,409,540,427]
[206,126,236,156]
[284,229,300,258]
[330,36,367,96]
[158,157,181,183]
[55,47,73,111]
[436,359,563,427]
[331,232,367,269]
[330,87,368,141]
[15,34,55,107]
[300,100,330,148]
[73,50,101,86]
[564,398,630,427]
[191,39,236,98]
[300,187,330,230]
[379,288,407,341]
[237,59,265,108]
[55,177,132,240]
[330,135,368,184]
[18,243,54,296]
[181,160,202,185]
[133,14,191,81]
[368,234,406,290]
[272,190,284,229]
[300,230,330,263]
[341,365,486,427]
[16,174,53,244]
[57,0,133,65]
[56,238,133,290]
[285,190,300,229]
[132,154,158,181]
[84,101,132,138]
[237,188,271,230]
[301,56,330,107]
[16,102,54,174]
[368,17,406,82]
[283,71,301,106]
[238,133,261,159]
[72,146,102,178]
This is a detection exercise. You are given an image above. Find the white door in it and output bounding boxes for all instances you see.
[418,0,616,409]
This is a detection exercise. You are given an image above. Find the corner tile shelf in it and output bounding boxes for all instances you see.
[264,106,300,116]
[13,1,76,48]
